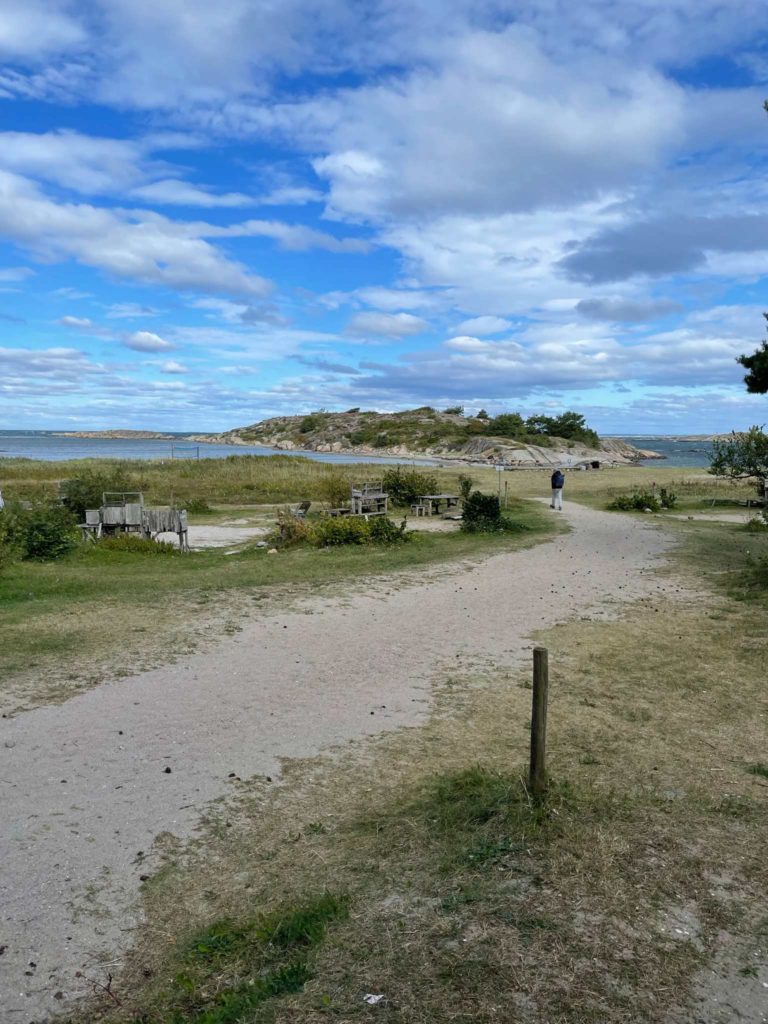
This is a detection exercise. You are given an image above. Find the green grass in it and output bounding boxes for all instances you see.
[0,500,555,708]
[133,892,349,1023]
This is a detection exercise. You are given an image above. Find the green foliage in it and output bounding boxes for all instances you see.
[59,468,132,519]
[1,500,78,560]
[316,469,351,508]
[461,492,502,531]
[310,515,410,547]
[458,474,474,500]
[745,762,768,779]
[525,411,599,446]
[185,497,214,515]
[476,408,489,420]
[659,487,678,509]
[443,405,464,415]
[737,315,768,393]
[98,535,179,555]
[488,412,525,438]
[711,426,768,482]
[299,412,328,434]
[381,466,439,506]
[608,490,661,512]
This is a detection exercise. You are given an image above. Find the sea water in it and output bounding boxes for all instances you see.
[0,431,713,468]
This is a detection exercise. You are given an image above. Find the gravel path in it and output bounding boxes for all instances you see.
[0,504,675,1020]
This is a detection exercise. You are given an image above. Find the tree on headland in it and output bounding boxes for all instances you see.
[737,314,768,394]
[710,426,768,488]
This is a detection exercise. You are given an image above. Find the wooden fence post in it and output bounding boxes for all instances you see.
[529,646,549,797]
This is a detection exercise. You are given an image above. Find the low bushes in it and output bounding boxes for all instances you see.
[274,513,411,548]
[381,466,439,506]
[0,500,78,561]
[461,492,529,533]
[608,488,677,513]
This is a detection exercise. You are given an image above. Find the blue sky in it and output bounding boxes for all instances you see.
[1,1,768,434]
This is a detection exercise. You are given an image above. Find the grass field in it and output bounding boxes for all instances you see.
[57,483,768,1021]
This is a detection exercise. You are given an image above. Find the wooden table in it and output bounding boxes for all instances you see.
[418,494,460,516]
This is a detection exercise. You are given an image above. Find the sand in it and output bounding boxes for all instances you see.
[0,503,676,1019]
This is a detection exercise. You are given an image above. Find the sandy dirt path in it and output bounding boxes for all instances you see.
[0,504,676,1020]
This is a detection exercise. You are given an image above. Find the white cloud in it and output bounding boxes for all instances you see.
[158,360,189,374]
[210,218,371,253]
[130,179,253,207]
[58,315,94,328]
[0,170,272,298]
[124,330,175,352]
[0,265,34,282]
[346,311,429,337]
[455,315,512,335]
[0,1,85,59]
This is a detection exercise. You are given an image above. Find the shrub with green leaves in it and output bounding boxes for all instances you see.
[2,500,78,560]
[460,492,528,533]
[59,468,132,519]
[310,515,410,547]
[461,492,502,531]
[185,497,214,515]
[381,466,438,506]
[608,490,661,513]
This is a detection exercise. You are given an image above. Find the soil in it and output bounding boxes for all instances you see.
[1,503,678,1019]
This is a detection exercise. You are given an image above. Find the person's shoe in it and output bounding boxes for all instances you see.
[549,504,555,509]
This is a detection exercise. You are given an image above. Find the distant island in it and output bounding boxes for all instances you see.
[185,407,663,466]
[54,429,177,440]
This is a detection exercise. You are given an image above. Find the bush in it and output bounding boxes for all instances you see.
[659,487,677,509]
[185,497,214,515]
[443,405,464,415]
[608,490,661,513]
[460,492,528,533]
[458,474,474,501]
[461,492,502,531]
[98,535,179,555]
[273,514,411,548]
[381,466,439,506]
[311,515,410,547]
[2,500,79,560]
[317,470,351,508]
[60,469,132,520]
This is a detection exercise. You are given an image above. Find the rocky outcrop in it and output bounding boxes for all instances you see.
[192,409,659,466]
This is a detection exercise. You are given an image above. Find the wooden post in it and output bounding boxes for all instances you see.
[529,646,549,797]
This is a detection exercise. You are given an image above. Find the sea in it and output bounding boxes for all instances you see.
[0,431,438,466]
[616,436,714,469]
[0,431,714,468]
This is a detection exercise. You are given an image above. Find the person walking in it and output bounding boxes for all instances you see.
[550,468,565,510]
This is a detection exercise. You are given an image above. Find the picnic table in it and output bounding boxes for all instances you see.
[418,493,460,516]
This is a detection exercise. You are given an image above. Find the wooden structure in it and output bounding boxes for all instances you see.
[291,501,311,518]
[417,493,460,516]
[79,492,189,550]
[350,482,388,516]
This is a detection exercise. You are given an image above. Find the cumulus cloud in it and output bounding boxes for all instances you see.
[158,359,188,374]
[124,330,175,352]
[561,214,768,283]
[346,311,429,337]
[0,170,272,297]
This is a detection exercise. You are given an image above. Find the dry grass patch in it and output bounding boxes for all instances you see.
[75,515,768,1024]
